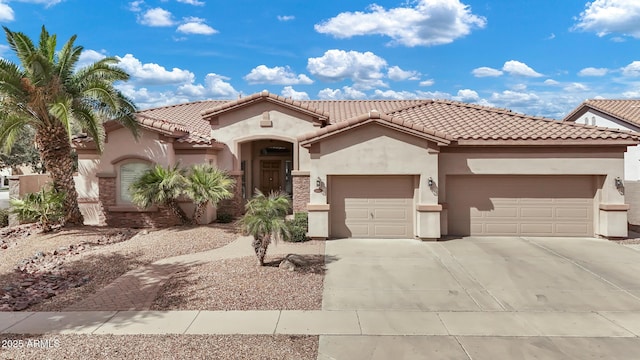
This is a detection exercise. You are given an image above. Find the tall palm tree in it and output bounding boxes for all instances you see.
[129,164,190,225]
[0,26,138,225]
[184,164,235,224]
[240,190,291,266]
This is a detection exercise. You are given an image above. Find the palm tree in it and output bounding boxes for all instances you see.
[184,164,235,224]
[240,190,291,266]
[129,164,190,224]
[0,26,138,225]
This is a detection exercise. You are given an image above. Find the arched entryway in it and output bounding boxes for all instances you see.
[238,138,294,200]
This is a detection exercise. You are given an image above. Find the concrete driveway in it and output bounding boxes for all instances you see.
[319,237,640,359]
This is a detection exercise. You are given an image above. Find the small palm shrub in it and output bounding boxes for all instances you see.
[286,212,309,242]
[240,190,292,266]
[9,186,66,232]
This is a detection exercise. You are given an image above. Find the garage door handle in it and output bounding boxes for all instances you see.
[370,212,374,219]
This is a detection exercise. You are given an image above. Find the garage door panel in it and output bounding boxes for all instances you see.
[331,175,414,238]
[520,207,554,218]
[448,175,595,237]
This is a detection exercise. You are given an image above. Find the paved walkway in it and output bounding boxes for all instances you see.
[65,235,324,311]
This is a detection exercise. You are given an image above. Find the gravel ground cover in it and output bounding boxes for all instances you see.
[152,253,325,311]
[0,334,318,360]
[1,224,240,312]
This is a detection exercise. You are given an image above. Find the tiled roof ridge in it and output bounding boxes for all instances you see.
[136,113,190,134]
[138,99,227,114]
[298,109,454,144]
[201,90,330,119]
[379,99,435,115]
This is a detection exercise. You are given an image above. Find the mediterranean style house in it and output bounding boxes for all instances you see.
[73,91,638,239]
[564,99,640,227]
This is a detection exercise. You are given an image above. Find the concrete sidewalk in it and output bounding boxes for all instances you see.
[2,310,639,337]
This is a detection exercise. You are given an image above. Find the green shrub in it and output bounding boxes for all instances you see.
[0,208,8,228]
[10,186,66,232]
[216,212,234,223]
[286,212,309,242]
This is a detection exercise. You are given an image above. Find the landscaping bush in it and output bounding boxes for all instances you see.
[9,186,66,232]
[0,208,8,228]
[286,212,309,242]
[216,212,234,223]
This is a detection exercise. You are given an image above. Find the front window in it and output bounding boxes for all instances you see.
[119,162,151,203]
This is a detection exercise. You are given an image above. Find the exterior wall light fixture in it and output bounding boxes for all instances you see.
[615,177,624,189]
[314,177,323,193]
[427,177,434,187]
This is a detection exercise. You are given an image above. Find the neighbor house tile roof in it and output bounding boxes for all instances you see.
[96,92,637,147]
[563,99,640,129]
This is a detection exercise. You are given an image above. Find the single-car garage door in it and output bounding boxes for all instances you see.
[330,175,415,238]
[447,175,595,237]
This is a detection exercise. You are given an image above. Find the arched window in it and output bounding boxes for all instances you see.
[118,162,151,203]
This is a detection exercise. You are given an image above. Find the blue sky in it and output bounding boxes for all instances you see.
[1,0,639,118]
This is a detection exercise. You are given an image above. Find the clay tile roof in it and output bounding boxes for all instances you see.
[388,99,639,144]
[200,91,330,120]
[563,99,640,128]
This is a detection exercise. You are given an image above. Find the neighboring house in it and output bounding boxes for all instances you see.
[564,99,640,227]
[73,91,637,239]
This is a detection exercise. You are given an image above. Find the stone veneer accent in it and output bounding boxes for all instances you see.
[292,173,310,213]
[98,176,181,228]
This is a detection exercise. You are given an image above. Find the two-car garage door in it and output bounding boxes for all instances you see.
[447,175,596,237]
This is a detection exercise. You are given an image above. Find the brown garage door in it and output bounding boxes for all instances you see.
[447,175,595,237]
[330,175,415,238]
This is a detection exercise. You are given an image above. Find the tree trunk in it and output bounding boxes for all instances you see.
[191,202,207,225]
[252,235,271,266]
[168,199,190,225]
[35,125,84,226]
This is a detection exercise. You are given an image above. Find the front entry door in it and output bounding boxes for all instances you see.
[260,160,282,194]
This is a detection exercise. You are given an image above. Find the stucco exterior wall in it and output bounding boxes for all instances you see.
[212,103,317,172]
[306,123,440,239]
[574,111,640,181]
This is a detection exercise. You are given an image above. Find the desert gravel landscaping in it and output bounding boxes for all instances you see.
[0,223,325,359]
[0,334,318,360]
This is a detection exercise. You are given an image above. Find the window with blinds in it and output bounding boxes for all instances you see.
[120,162,151,203]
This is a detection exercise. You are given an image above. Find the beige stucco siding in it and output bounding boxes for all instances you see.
[212,103,318,172]
[306,123,441,239]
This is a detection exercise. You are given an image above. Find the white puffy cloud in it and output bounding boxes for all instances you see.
[502,60,543,77]
[490,90,541,107]
[177,17,217,35]
[317,86,366,100]
[314,0,486,47]
[574,0,640,38]
[281,86,310,100]
[453,89,480,101]
[578,67,609,76]
[128,0,143,12]
[116,54,194,85]
[177,73,239,99]
[622,89,640,98]
[544,79,560,85]
[622,61,640,76]
[419,79,435,86]
[472,66,503,77]
[307,49,388,89]
[277,15,295,21]
[177,0,205,5]
[244,65,313,85]
[0,2,14,21]
[387,66,421,81]
[563,82,590,92]
[372,89,420,99]
[77,49,107,69]
[139,8,174,27]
